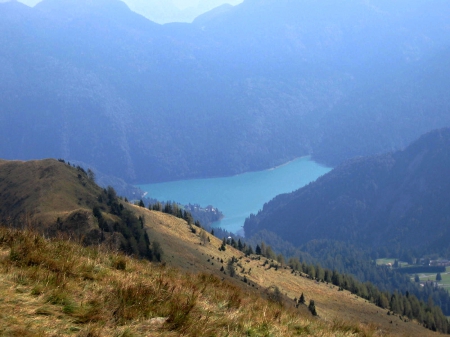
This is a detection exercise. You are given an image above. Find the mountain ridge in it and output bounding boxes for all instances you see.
[2,0,450,183]
[244,128,450,255]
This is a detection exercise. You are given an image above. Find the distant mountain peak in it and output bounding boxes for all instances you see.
[35,0,132,17]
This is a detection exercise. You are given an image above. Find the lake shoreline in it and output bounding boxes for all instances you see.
[137,156,312,186]
[137,157,331,235]
[268,155,310,171]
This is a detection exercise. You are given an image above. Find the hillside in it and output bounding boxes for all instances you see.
[0,159,102,229]
[0,158,443,336]
[133,208,445,336]
[0,159,152,258]
[2,225,439,337]
[244,128,450,256]
[1,0,450,182]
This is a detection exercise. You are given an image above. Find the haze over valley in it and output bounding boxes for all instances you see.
[2,0,450,183]
[1,0,450,335]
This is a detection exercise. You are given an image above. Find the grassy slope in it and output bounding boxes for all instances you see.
[0,159,101,232]
[0,225,392,337]
[134,206,440,337]
[0,158,443,336]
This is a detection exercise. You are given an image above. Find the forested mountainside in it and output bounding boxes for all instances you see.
[244,128,450,257]
[1,0,450,183]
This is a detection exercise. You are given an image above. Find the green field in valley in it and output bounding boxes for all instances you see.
[410,267,450,291]
[376,258,409,267]
[376,259,450,292]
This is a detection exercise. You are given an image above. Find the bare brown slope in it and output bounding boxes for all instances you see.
[132,206,441,337]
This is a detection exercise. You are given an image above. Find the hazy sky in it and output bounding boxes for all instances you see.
[10,0,242,23]
[14,0,239,9]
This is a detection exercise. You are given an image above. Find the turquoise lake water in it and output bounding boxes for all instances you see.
[137,157,331,236]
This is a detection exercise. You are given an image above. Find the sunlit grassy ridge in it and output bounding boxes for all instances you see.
[0,226,391,337]
[136,208,443,337]
[0,159,100,223]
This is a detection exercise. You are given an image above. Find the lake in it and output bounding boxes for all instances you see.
[137,157,331,236]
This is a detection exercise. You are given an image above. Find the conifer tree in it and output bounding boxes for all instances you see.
[246,245,254,255]
[227,259,236,277]
[308,300,317,316]
[299,293,305,304]
[238,238,244,251]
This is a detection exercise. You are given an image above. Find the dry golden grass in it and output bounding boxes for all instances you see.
[132,206,443,337]
[0,225,400,337]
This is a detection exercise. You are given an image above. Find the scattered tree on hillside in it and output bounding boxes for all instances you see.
[238,238,244,251]
[227,258,236,277]
[152,241,163,262]
[200,230,208,245]
[270,286,283,306]
[87,168,95,182]
[265,245,276,259]
[299,293,306,305]
[277,253,285,266]
[308,300,317,316]
[218,238,226,251]
[260,242,266,256]
[151,202,162,211]
[246,245,254,255]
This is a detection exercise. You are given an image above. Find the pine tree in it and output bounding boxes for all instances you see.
[265,246,276,259]
[246,245,254,255]
[277,253,285,266]
[260,242,266,256]
[308,300,317,316]
[299,293,305,304]
[87,168,95,181]
[200,230,208,245]
[238,239,244,251]
[152,241,163,262]
[219,238,226,251]
[227,259,236,277]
